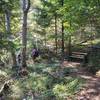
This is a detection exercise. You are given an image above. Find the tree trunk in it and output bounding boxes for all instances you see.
[54,14,58,54]
[11,51,17,66]
[5,10,17,67]
[68,35,71,59]
[61,21,64,57]
[5,11,10,33]
[22,12,27,68]
[61,0,64,58]
[21,0,30,68]
[45,33,47,48]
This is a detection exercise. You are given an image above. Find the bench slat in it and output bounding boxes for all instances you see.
[70,55,84,59]
[72,52,87,55]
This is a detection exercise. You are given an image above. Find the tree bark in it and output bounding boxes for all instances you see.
[61,21,64,57]
[68,35,71,59]
[68,18,72,59]
[5,10,10,33]
[22,12,27,68]
[61,0,64,58]
[11,51,17,67]
[5,9,17,67]
[21,0,30,68]
[54,14,58,54]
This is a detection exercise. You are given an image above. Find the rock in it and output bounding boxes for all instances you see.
[96,70,100,77]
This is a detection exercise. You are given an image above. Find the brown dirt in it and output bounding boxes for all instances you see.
[61,61,100,100]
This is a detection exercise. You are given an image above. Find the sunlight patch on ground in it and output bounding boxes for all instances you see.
[0,70,7,76]
[87,88,97,93]
[61,61,80,68]
[79,75,92,79]
[11,80,24,99]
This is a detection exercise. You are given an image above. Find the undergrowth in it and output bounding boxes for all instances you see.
[0,61,85,100]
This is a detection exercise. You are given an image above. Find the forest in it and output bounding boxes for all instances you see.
[0,0,100,100]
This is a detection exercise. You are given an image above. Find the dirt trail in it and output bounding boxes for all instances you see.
[75,67,100,100]
[61,61,100,100]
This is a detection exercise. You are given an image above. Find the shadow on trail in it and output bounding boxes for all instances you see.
[61,60,100,100]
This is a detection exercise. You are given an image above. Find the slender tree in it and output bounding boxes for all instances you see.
[21,0,30,68]
[5,9,10,33]
[60,0,64,57]
[5,4,17,67]
[54,13,58,54]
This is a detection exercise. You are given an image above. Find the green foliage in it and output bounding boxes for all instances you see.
[53,84,67,99]
[0,58,85,100]
[18,62,84,99]
[53,78,83,100]
[37,8,52,27]
[0,0,100,99]
[0,0,20,50]
[88,53,100,74]
[86,40,100,74]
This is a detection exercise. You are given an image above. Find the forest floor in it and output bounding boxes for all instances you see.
[0,59,100,100]
[61,61,100,100]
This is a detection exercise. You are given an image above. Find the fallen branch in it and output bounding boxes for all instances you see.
[0,80,12,98]
[43,71,59,79]
[73,36,95,46]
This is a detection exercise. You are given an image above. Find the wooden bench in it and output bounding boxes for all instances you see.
[72,52,87,55]
[69,52,88,64]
